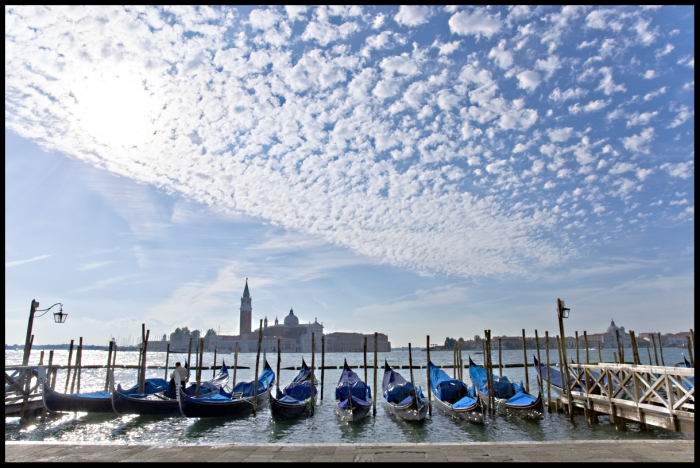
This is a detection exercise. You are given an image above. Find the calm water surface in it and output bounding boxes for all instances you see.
[5,348,692,444]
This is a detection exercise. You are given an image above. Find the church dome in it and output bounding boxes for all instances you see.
[607,319,620,334]
[284,308,299,326]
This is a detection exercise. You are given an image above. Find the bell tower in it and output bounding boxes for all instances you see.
[239,278,252,336]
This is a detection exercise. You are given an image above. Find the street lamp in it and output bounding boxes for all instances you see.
[22,299,68,365]
[556,298,574,421]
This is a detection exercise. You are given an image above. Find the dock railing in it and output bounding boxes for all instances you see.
[562,362,694,434]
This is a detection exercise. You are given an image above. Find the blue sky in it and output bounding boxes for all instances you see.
[5,6,694,347]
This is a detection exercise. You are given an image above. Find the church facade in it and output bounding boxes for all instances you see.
[214,280,391,353]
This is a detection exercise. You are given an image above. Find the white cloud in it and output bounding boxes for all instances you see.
[449,9,502,38]
[302,12,359,46]
[550,87,587,102]
[597,67,626,95]
[643,70,656,79]
[632,18,656,45]
[434,40,461,56]
[285,6,308,22]
[380,54,419,76]
[654,43,674,58]
[394,5,430,27]
[626,111,657,127]
[660,161,693,179]
[667,106,693,129]
[488,40,513,69]
[583,99,609,112]
[6,254,51,268]
[536,55,561,79]
[516,70,541,91]
[544,180,556,189]
[621,128,654,153]
[609,162,637,175]
[548,127,574,142]
[643,86,667,101]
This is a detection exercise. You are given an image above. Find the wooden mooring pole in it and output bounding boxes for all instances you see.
[48,350,56,389]
[276,339,281,396]
[534,330,542,398]
[575,331,580,365]
[233,342,239,386]
[583,331,589,364]
[187,337,193,375]
[408,343,415,391]
[686,335,694,368]
[522,329,529,393]
[657,333,665,366]
[363,336,368,384]
[321,335,325,401]
[195,337,204,397]
[310,332,315,415]
[615,329,624,364]
[646,343,652,366]
[426,335,432,416]
[164,343,170,380]
[212,346,217,378]
[545,331,552,413]
[498,338,503,377]
[597,342,602,364]
[651,334,659,366]
[64,339,74,393]
[373,332,378,416]
[253,321,262,415]
[104,341,114,391]
[630,331,640,365]
[70,337,82,394]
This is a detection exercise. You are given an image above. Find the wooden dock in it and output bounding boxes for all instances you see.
[556,362,694,435]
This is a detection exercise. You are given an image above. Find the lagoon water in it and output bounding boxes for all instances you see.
[5,347,692,444]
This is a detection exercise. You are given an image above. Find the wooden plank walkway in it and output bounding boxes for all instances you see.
[556,362,694,435]
[5,440,694,462]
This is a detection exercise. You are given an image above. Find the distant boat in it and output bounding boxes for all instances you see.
[382,360,428,422]
[335,359,372,422]
[428,361,483,424]
[468,356,543,420]
[269,358,317,420]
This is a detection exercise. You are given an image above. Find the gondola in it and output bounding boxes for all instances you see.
[428,361,483,424]
[335,359,372,422]
[177,361,274,418]
[42,371,168,414]
[382,360,428,422]
[468,356,543,420]
[111,361,229,415]
[269,358,317,420]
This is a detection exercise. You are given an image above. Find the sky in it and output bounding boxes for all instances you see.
[5,5,694,348]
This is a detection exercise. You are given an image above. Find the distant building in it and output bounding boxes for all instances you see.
[214,281,391,353]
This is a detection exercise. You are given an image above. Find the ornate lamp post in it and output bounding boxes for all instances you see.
[22,299,68,365]
[556,298,573,420]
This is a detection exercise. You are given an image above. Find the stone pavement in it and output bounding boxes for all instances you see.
[5,440,694,462]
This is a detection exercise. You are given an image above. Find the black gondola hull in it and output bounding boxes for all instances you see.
[269,396,314,420]
[112,390,180,415]
[178,388,269,418]
[431,395,484,424]
[476,388,544,420]
[43,383,114,413]
[334,401,371,422]
[382,398,429,422]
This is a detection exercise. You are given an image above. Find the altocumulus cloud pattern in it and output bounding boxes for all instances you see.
[5,6,694,277]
